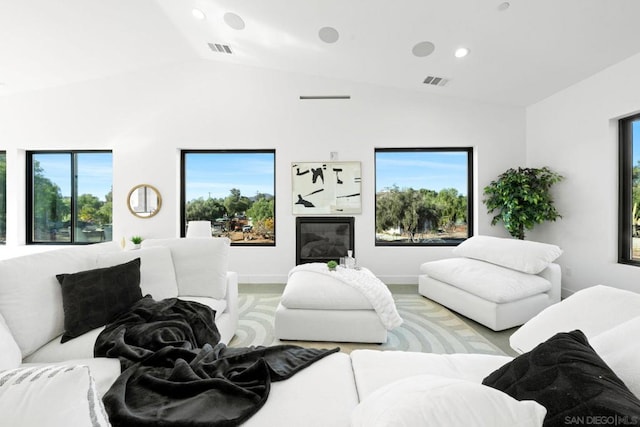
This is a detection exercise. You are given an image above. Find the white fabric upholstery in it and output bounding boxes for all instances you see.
[23,327,105,363]
[350,349,513,401]
[419,275,554,331]
[22,357,122,399]
[96,246,179,300]
[0,247,97,357]
[0,312,21,370]
[274,303,387,343]
[591,316,640,398]
[452,235,562,274]
[281,270,372,309]
[186,220,212,238]
[351,374,546,427]
[0,365,111,427]
[243,353,358,427]
[509,285,640,353]
[143,237,230,299]
[420,258,551,303]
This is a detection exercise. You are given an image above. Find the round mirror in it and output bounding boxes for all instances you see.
[127,184,162,218]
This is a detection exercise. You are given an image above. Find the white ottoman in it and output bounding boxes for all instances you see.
[274,267,388,343]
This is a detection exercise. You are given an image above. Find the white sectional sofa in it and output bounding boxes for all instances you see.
[0,237,238,400]
[419,235,563,331]
[1,236,639,426]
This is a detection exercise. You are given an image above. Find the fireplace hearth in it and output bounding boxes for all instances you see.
[296,216,354,265]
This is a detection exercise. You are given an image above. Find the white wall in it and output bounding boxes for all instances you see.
[526,52,640,295]
[0,60,525,283]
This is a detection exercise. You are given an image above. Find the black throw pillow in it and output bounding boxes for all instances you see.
[56,258,143,343]
[482,330,640,427]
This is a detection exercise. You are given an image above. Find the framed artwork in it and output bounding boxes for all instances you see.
[292,161,362,214]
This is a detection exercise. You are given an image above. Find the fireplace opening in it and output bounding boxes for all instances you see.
[296,216,354,265]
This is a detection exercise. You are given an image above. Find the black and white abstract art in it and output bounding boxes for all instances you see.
[291,161,362,214]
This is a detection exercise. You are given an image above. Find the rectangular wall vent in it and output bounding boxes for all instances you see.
[208,42,233,54]
[299,95,351,100]
[423,76,448,86]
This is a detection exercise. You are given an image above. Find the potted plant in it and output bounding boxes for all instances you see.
[483,166,563,240]
[130,235,143,249]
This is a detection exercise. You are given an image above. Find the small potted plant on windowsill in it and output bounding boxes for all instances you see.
[130,236,143,250]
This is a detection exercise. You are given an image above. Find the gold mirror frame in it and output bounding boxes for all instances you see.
[127,184,162,218]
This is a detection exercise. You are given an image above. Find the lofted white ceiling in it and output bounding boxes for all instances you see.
[2,0,640,106]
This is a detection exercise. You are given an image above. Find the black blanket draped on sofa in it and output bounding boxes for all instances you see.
[94,296,339,427]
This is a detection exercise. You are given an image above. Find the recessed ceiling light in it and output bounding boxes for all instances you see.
[498,2,510,11]
[224,12,245,30]
[454,47,470,58]
[192,8,206,21]
[318,26,339,44]
[412,41,435,57]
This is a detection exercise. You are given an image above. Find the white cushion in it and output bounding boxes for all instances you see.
[452,235,562,274]
[21,358,122,399]
[350,349,513,401]
[96,246,179,300]
[0,365,110,427]
[142,238,230,299]
[351,374,546,427]
[420,258,551,303]
[23,327,105,363]
[0,312,21,370]
[0,247,96,357]
[510,285,640,354]
[591,316,640,398]
[281,270,373,309]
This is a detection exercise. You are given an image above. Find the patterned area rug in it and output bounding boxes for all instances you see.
[228,293,505,355]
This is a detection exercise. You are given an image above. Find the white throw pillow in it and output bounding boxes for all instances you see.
[510,285,640,354]
[96,246,179,300]
[142,237,230,299]
[351,374,546,427]
[452,235,562,274]
[0,365,111,427]
[0,247,97,357]
[0,312,21,370]
[591,316,640,398]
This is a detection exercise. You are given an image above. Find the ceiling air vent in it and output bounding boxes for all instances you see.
[208,42,233,54]
[423,76,448,87]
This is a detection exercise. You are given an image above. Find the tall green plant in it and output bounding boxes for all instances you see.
[483,167,563,240]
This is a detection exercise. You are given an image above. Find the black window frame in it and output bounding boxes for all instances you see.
[26,150,113,245]
[374,147,474,247]
[180,149,276,246]
[618,113,640,266]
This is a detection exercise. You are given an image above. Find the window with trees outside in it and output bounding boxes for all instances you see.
[181,150,275,245]
[0,151,5,244]
[619,114,640,265]
[27,151,113,244]
[375,148,473,246]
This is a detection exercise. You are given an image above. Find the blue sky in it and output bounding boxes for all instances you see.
[185,152,275,200]
[375,151,469,195]
[34,153,112,200]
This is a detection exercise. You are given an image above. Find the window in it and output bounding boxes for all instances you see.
[27,151,113,244]
[0,152,5,244]
[181,150,275,245]
[619,114,640,265]
[375,148,473,246]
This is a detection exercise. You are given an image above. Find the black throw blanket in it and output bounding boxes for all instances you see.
[95,296,339,427]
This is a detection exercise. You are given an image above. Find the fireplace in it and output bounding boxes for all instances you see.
[296,216,354,265]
